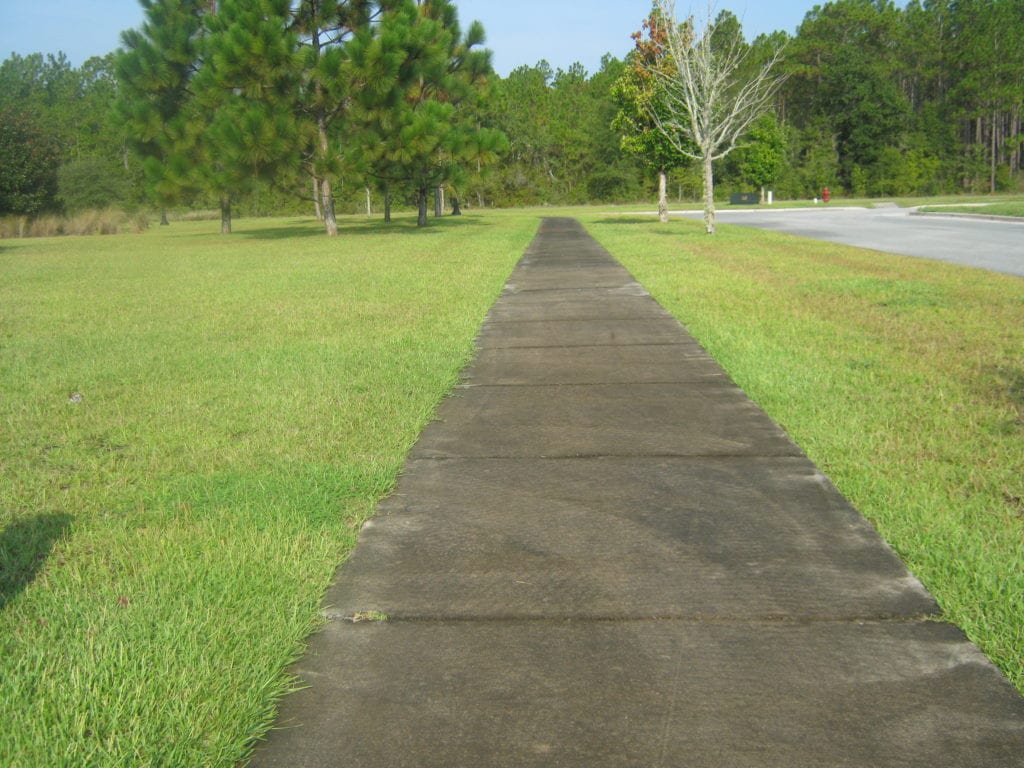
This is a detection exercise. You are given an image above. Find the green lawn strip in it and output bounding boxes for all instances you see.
[918,201,1024,218]
[0,213,536,765]
[582,214,1024,693]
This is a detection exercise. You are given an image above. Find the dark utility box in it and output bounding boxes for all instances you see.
[729,192,759,205]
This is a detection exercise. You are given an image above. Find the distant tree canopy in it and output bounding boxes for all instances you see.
[0,52,129,216]
[1,0,1021,225]
[109,0,504,233]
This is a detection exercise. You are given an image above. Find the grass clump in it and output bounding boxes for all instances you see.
[0,213,535,765]
[584,213,1024,693]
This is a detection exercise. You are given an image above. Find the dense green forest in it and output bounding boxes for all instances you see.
[1,0,1021,228]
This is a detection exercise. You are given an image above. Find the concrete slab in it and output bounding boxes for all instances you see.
[499,283,651,301]
[252,620,1024,768]
[502,266,635,291]
[324,457,938,621]
[411,382,802,459]
[485,293,668,322]
[463,344,725,385]
[476,316,694,348]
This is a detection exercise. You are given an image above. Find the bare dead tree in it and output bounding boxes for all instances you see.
[647,1,787,234]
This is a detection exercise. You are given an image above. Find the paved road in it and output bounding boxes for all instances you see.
[674,206,1024,278]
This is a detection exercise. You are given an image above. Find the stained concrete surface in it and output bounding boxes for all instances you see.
[249,218,1023,768]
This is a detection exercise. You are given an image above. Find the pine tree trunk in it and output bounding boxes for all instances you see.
[434,186,443,217]
[318,120,338,237]
[322,178,338,237]
[417,188,428,227]
[384,187,392,224]
[702,152,716,235]
[313,176,322,222]
[220,194,231,234]
[160,209,169,226]
[365,187,372,217]
[657,169,669,223]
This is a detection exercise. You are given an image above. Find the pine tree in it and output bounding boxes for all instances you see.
[364,0,505,226]
[114,0,209,224]
[195,0,299,232]
[292,0,392,236]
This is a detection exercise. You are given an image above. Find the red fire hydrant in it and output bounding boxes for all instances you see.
[822,187,831,203]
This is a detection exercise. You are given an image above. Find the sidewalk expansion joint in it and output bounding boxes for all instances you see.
[410,451,803,461]
[499,287,650,295]
[475,341,699,348]
[396,454,814,465]
[483,317,668,325]
[471,341,693,350]
[323,611,944,626]
[455,379,728,390]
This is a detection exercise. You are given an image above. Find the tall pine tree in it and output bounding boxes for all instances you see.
[115,0,209,225]
[292,0,394,236]
[364,0,504,226]
[194,0,299,232]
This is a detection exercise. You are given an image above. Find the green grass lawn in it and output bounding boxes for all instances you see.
[0,213,535,765]
[919,200,1024,217]
[581,211,1024,694]
[2,208,1022,766]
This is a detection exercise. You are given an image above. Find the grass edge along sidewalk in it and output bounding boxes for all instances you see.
[0,214,535,767]
[583,211,1024,696]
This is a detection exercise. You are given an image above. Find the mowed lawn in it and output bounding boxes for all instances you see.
[1,209,1022,765]
[0,214,535,765]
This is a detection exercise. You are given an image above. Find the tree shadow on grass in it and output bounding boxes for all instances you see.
[586,216,706,237]
[0,513,72,610]
[239,213,493,241]
[236,222,326,240]
[586,216,664,226]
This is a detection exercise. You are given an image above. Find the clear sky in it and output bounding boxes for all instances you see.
[1,1,829,77]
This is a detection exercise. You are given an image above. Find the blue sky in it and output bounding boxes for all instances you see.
[1,1,827,77]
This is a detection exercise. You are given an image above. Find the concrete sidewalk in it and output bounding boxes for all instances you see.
[250,218,1023,767]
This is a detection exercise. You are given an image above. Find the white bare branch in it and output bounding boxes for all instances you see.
[645,0,787,233]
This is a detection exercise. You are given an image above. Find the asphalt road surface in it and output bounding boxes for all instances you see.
[673,206,1024,278]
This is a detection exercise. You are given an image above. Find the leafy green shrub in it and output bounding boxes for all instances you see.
[0,104,62,215]
[57,158,131,213]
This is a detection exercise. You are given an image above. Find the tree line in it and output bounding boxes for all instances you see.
[113,0,505,234]
[1,0,1021,231]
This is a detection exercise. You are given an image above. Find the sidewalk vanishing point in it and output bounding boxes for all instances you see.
[251,218,1024,767]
